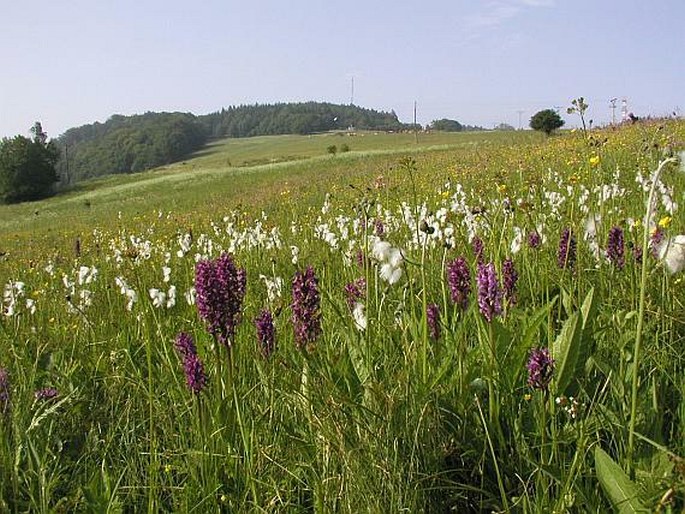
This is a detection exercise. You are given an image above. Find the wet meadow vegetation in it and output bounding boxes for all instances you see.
[0,122,684,512]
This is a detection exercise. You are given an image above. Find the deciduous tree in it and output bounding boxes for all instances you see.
[0,123,59,203]
[529,109,565,135]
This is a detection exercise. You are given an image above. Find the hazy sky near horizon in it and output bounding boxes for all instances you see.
[1,0,683,138]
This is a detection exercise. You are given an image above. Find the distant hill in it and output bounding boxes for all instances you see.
[56,102,405,185]
[57,112,207,184]
[199,102,403,138]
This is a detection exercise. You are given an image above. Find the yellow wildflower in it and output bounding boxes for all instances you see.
[589,155,600,166]
[658,216,672,229]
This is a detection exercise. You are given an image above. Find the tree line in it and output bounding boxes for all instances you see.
[0,102,500,203]
[56,103,406,185]
[200,102,404,138]
[57,112,207,183]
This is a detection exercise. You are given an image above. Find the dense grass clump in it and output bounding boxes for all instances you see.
[0,122,684,512]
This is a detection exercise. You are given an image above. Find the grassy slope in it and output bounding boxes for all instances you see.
[0,121,684,511]
[0,130,542,255]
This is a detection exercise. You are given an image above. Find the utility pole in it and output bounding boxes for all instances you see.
[516,110,525,130]
[350,77,354,106]
[413,100,418,144]
[609,98,617,125]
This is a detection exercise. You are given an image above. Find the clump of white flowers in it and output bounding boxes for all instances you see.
[3,281,29,317]
[371,238,403,285]
[149,286,176,309]
[115,277,138,311]
[656,236,685,275]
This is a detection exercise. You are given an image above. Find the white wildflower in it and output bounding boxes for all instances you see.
[3,281,25,316]
[166,286,176,308]
[78,265,98,285]
[372,239,403,285]
[584,214,601,241]
[510,226,524,254]
[380,262,403,284]
[149,288,167,309]
[78,289,93,309]
[260,275,283,304]
[352,302,367,331]
[657,235,685,274]
[177,233,192,258]
[185,287,196,306]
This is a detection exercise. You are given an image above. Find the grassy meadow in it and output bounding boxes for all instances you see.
[0,123,684,512]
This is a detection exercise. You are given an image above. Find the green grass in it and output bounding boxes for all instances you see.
[0,130,542,253]
[0,122,684,512]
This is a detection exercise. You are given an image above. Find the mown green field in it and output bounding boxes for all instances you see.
[0,123,684,512]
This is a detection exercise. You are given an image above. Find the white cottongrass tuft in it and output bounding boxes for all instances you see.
[372,238,403,285]
[510,226,524,254]
[352,302,367,331]
[657,235,685,275]
[260,274,283,304]
[149,287,176,309]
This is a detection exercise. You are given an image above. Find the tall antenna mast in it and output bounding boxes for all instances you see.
[516,109,525,130]
[621,98,628,122]
[609,98,618,125]
[350,77,355,106]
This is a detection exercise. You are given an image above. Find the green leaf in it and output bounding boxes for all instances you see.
[521,297,557,350]
[579,287,596,331]
[553,288,596,395]
[594,447,648,513]
[552,312,579,395]
[347,338,370,385]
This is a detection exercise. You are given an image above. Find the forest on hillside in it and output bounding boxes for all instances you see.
[199,102,403,138]
[57,112,207,184]
[56,103,407,184]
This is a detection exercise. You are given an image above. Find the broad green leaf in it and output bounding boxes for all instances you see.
[553,288,596,395]
[552,312,579,394]
[594,447,648,513]
[521,297,557,350]
[579,287,596,330]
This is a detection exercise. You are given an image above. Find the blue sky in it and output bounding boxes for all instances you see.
[1,0,683,138]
